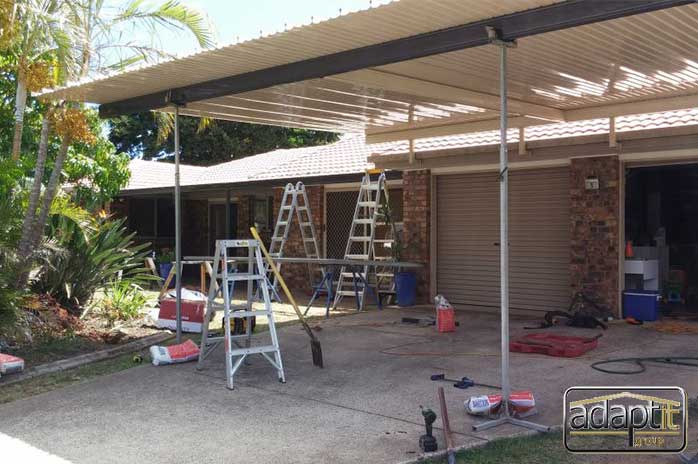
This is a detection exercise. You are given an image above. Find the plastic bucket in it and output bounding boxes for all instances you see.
[395,271,417,307]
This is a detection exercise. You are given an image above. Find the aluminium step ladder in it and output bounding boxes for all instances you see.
[197,239,285,390]
[261,182,325,298]
[332,171,395,310]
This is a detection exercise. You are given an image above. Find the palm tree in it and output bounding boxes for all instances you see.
[13,0,214,289]
[2,0,75,160]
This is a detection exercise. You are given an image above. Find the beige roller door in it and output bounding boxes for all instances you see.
[436,167,570,313]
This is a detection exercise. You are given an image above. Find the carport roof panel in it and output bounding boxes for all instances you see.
[37,1,698,135]
[38,0,562,105]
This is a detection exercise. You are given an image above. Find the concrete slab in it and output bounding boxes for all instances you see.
[1,307,697,463]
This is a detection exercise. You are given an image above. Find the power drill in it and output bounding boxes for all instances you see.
[419,406,438,452]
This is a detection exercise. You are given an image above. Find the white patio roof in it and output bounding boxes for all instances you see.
[38,0,698,143]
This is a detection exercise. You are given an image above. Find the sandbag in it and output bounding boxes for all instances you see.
[149,339,200,366]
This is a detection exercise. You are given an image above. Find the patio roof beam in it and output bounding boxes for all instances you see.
[366,92,698,143]
[98,0,692,118]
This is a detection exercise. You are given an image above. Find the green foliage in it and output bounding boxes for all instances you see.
[108,112,339,165]
[33,216,155,312]
[99,280,148,326]
[0,184,24,328]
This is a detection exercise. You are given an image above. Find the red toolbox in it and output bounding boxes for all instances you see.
[510,333,599,358]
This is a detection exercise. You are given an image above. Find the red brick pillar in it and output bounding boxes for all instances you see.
[237,195,252,239]
[402,170,431,303]
[570,156,621,315]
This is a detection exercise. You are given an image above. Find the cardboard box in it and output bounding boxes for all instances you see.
[157,298,206,333]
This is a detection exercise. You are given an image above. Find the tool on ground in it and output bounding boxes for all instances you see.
[430,374,500,390]
[437,387,456,464]
[524,292,610,330]
[510,333,601,358]
[197,239,285,389]
[418,406,438,453]
[252,227,324,368]
[591,356,698,375]
[333,171,396,311]
[263,182,325,300]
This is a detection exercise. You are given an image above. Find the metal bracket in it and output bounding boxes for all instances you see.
[486,26,517,48]
[166,90,187,107]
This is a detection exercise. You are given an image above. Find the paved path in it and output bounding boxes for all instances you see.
[2,308,697,463]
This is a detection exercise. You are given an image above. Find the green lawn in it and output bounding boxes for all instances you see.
[434,432,573,464]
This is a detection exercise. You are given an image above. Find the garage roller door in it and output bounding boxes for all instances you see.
[436,167,570,313]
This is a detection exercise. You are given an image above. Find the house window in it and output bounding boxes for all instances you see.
[128,197,174,238]
[253,198,270,232]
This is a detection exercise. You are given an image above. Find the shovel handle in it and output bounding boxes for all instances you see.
[250,227,317,341]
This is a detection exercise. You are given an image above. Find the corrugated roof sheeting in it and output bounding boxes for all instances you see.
[38,0,560,104]
[36,1,698,137]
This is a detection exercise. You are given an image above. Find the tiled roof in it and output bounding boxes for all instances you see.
[122,135,394,191]
[123,108,698,192]
[124,159,207,190]
[376,108,698,155]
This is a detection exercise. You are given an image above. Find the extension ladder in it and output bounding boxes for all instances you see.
[197,239,285,390]
[332,172,396,310]
[262,182,324,297]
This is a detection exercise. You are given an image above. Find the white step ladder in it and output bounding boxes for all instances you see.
[197,239,285,390]
[262,182,324,297]
[332,172,395,310]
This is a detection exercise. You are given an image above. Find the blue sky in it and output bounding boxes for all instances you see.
[136,0,379,57]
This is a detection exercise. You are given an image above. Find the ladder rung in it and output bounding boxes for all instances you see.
[210,303,248,311]
[373,239,394,243]
[225,310,271,318]
[376,273,394,278]
[303,238,316,242]
[354,219,373,224]
[336,290,364,296]
[345,254,369,259]
[373,256,393,261]
[226,274,266,282]
[341,272,366,277]
[358,201,377,207]
[228,345,279,356]
[271,237,284,242]
[300,223,313,227]
[349,236,371,241]
[281,205,292,210]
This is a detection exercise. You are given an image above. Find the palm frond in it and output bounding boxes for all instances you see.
[114,0,215,49]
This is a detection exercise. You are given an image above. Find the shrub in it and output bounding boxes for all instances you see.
[99,280,148,326]
[33,216,154,312]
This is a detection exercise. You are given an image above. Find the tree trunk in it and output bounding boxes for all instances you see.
[11,74,28,160]
[29,136,71,252]
[17,116,50,258]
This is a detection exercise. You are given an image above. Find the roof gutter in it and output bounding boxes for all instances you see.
[98,0,692,118]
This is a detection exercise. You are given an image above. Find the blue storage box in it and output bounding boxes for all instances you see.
[623,290,660,321]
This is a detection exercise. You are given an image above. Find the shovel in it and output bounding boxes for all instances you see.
[250,227,324,368]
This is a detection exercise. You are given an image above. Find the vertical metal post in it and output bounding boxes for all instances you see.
[498,43,510,407]
[474,31,549,433]
[174,105,182,343]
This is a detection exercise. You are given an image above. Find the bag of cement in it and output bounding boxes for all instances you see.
[149,339,200,366]
[465,391,537,419]
[165,288,206,301]
[0,353,25,375]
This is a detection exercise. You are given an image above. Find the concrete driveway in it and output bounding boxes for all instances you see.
[1,307,697,463]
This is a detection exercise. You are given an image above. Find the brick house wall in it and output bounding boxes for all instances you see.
[401,170,431,303]
[271,185,325,292]
[570,156,621,315]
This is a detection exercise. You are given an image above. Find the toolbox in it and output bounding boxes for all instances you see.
[509,333,599,358]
